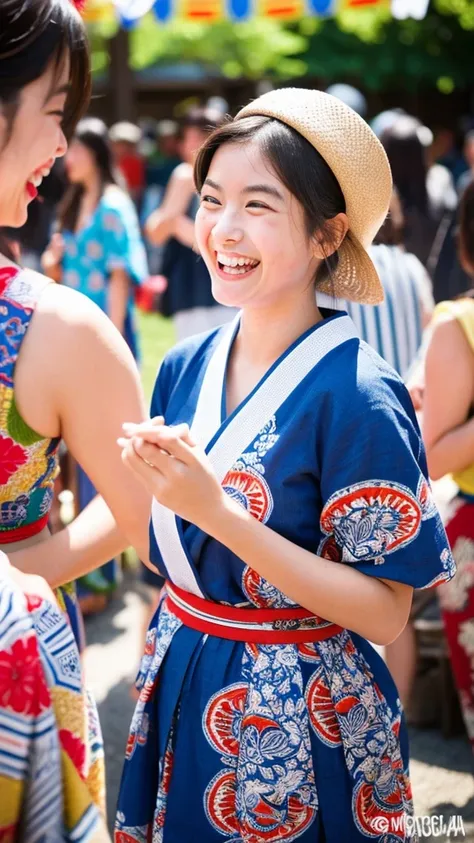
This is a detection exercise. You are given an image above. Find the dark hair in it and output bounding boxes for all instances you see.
[458,181,474,277]
[57,117,123,232]
[373,189,404,247]
[381,116,428,216]
[178,106,226,141]
[0,0,90,142]
[0,0,90,259]
[194,114,347,287]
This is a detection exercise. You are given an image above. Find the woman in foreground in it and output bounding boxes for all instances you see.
[117,89,455,842]
[0,0,150,836]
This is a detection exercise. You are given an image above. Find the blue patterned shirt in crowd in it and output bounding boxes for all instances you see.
[61,185,148,360]
[318,243,434,379]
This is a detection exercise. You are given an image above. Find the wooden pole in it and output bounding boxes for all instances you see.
[109,27,135,123]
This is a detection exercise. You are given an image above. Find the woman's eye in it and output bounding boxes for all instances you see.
[200,195,220,206]
[48,110,65,120]
[247,201,270,210]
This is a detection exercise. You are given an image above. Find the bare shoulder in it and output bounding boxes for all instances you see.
[429,313,470,360]
[35,283,135,363]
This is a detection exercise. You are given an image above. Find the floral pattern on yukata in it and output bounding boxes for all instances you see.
[203,643,317,842]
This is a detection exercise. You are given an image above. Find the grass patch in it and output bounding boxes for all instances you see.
[137,311,175,404]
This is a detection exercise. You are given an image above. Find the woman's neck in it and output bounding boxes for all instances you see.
[81,171,102,205]
[236,295,322,369]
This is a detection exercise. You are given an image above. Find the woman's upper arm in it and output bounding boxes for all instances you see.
[422,316,474,450]
[48,288,152,551]
[145,166,193,239]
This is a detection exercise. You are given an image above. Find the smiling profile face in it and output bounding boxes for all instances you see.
[0,56,70,228]
[195,141,322,314]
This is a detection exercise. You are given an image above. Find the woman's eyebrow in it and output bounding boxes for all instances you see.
[242,184,284,201]
[203,178,283,202]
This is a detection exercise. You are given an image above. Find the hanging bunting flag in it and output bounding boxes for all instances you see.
[82,0,429,24]
[256,0,305,20]
[82,0,116,22]
[308,0,335,14]
[228,0,252,21]
[178,0,224,21]
[391,0,429,19]
[115,0,156,23]
[338,0,390,9]
[153,0,173,20]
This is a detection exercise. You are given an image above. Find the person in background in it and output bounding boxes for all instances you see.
[421,181,474,752]
[457,130,474,197]
[109,120,145,206]
[319,190,434,379]
[381,114,469,303]
[150,119,181,189]
[325,82,367,119]
[42,117,148,614]
[145,106,237,341]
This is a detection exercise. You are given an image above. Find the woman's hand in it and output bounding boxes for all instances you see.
[118,420,228,532]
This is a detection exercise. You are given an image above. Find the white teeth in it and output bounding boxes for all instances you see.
[30,174,43,188]
[216,252,259,269]
[222,265,252,276]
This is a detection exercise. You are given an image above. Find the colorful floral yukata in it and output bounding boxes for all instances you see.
[0,265,106,839]
[117,311,455,843]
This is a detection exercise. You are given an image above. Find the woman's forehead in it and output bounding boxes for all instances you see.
[207,142,287,193]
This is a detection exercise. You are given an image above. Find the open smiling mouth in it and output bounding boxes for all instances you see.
[216,251,260,278]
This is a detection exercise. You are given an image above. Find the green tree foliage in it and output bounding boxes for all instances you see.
[88,0,474,89]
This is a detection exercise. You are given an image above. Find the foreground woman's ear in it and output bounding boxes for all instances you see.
[312,212,349,260]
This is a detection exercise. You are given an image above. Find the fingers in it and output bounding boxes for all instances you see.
[122,421,196,449]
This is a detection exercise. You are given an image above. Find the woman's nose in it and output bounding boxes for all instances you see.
[56,128,68,159]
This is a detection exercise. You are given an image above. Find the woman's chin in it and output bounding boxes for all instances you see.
[211,279,246,310]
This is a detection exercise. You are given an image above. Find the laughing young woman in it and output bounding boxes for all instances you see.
[117,89,455,842]
[0,0,151,837]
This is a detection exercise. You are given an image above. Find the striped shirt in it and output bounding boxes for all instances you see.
[318,244,434,379]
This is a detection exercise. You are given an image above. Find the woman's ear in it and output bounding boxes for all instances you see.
[312,212,349,260]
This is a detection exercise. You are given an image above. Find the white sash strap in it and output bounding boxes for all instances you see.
[152,315,358,596]
[189,315,239,447]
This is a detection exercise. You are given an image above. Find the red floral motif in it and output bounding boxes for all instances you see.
[59,729,87,779]
[222,468,272,523]
[0,436,28,485]
[306,665,343,747]
[0,267,18,296]
[205,770,240,836]
[0,634,50,715]
[26,594,44,612]
[203,683,247,756]
[114,833,139,843]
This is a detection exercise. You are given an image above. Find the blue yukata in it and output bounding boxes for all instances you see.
[62,186,148,595]
[116,310,455,843]
[62,186,147,361]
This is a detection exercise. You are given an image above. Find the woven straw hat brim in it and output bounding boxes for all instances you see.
[237,88,392,305]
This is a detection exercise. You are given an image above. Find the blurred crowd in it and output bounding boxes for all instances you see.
[5,83,474,748]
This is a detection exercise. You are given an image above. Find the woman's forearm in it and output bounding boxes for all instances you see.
[426,416,474,480]
[205,496,411,646]
[10,495,153,587]
[108,269,129,336]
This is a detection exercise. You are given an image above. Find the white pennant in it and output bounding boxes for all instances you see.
[391,0,430,20]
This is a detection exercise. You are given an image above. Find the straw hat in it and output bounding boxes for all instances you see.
[237,88,392,305]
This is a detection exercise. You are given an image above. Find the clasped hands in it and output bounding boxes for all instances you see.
[117,418,227,531]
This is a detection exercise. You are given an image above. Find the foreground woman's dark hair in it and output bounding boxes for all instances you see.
[194,114,349,288]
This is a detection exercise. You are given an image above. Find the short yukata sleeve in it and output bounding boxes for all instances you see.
[317,367,455,590]
[101,196,148,286]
